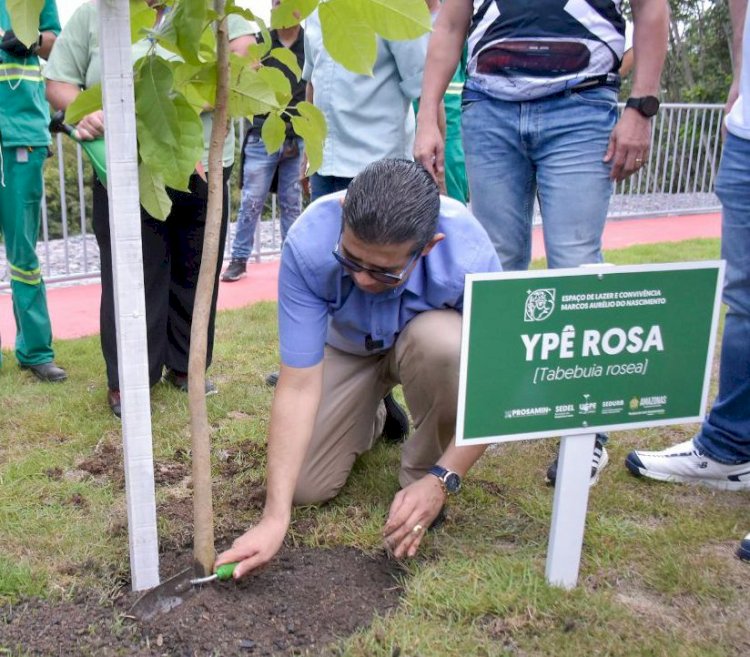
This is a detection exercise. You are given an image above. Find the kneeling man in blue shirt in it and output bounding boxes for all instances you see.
[218,159,500,576]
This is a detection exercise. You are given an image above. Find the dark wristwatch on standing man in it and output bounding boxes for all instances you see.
[428,465,461,494]
[625,96,660,118]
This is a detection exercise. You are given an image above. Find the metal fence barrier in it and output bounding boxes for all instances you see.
[0,103,724,290]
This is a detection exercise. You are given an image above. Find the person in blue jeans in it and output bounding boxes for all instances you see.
[222,13,305,282]
[415,0,669,486]
[625,0,750,562]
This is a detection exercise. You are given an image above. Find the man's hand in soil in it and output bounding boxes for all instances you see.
[383,475,445,559]
[215,516,289,578]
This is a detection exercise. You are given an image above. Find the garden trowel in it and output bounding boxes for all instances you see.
[129,562,238,621]
[49,110,108,185]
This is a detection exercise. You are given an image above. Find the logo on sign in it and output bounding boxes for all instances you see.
[524,289,556,322]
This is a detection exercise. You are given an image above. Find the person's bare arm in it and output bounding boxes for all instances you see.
[414,0,472,183]
[215,362,324,577]
[46,79,105,140]
[383,442,487,558]
[604,0,668,181]
[727,0,748,116]
[36,31,56,59]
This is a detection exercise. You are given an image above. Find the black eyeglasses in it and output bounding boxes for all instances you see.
[332,240,420,285]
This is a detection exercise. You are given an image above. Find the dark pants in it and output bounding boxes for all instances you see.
[310,174,352,201]
[92,168,231,390]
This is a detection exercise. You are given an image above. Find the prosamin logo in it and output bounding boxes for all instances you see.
[524,288,556,322]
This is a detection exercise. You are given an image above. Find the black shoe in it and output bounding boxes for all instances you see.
[107,388,122,418]
[381,392,409,443]
[545,435,609,487]
[265,371,279,387]
[21,361,67,382]
[163,369,217,395]
[221,259,247,282]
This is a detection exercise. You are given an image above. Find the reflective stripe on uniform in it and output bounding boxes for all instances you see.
[446,81,464,96]
[9,263,42,285]
[0,64,43,83]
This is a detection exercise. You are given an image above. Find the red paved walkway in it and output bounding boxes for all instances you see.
[0,212,721,343]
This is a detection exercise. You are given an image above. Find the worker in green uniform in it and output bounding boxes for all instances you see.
[443,45,469,204]
[0,0,66,382]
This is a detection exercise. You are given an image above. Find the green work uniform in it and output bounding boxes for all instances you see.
[443,46,469,205]
[0,0,61,367]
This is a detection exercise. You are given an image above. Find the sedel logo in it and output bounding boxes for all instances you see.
[524,288,556,322]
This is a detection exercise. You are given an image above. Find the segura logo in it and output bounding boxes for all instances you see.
[524,288,556,322]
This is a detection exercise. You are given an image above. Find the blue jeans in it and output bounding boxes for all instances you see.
[694,133,750,464]
[230,134,304,261]
[461,86,617,270]
[311,174,352,201]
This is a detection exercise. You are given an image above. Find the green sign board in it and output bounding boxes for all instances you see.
[457,262,724,445]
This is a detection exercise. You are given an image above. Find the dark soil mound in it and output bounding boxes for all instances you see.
[1,546,403,656]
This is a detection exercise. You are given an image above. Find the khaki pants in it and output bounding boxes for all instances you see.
[294,310,462,505]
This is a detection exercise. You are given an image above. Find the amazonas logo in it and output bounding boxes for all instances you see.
[524,288,556,322]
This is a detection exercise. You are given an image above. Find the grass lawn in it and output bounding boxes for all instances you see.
[2,237,749,656]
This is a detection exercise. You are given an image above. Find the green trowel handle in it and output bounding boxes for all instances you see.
[215,562,238,581]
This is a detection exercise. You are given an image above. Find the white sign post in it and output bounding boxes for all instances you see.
[99,1,159,591]
[545,433,596,588]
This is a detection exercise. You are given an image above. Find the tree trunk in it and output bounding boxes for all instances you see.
[190,0,229,577]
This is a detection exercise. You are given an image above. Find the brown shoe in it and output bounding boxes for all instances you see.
[107,388,121,418]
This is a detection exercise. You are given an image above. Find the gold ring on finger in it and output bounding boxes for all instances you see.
[412,524,424,534]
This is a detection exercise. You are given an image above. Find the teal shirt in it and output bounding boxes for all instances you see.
[0,0,61,147]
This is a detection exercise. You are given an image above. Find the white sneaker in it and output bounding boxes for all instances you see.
[738,533,750,562]
[625,439,750,491]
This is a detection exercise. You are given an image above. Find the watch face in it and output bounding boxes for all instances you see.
[641,96,660,117]
[445,473,461,493]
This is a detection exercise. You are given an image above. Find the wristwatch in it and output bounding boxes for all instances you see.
[625,96,660,118]
[428,465,461,494]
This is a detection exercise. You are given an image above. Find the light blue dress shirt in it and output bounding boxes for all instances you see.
[302,10,429,178]
[278,192,501,368]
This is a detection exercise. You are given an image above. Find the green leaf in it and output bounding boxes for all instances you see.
[172,62,217,110]
[225,2,257,23]
[246,42,271,62]
[271,0,318,29]
[65,85,103,125]
[139,162,173,221]
[229,63,282,119]
[5,0,44,51]
[319,0,376,76]
[267,47,302,80]
[170,0,208,65]
[359,0,431,40]
[290,102,326,173]
[198,16,217,62]
[129,0,156,44]
[135,58,204,191]
[261,113,286,154]
[258,66,292,107]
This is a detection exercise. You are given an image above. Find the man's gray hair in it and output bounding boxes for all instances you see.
[342,159,440,252]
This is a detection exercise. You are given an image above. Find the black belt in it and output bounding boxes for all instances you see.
[566,73,621,93]
[541,73,621,100]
